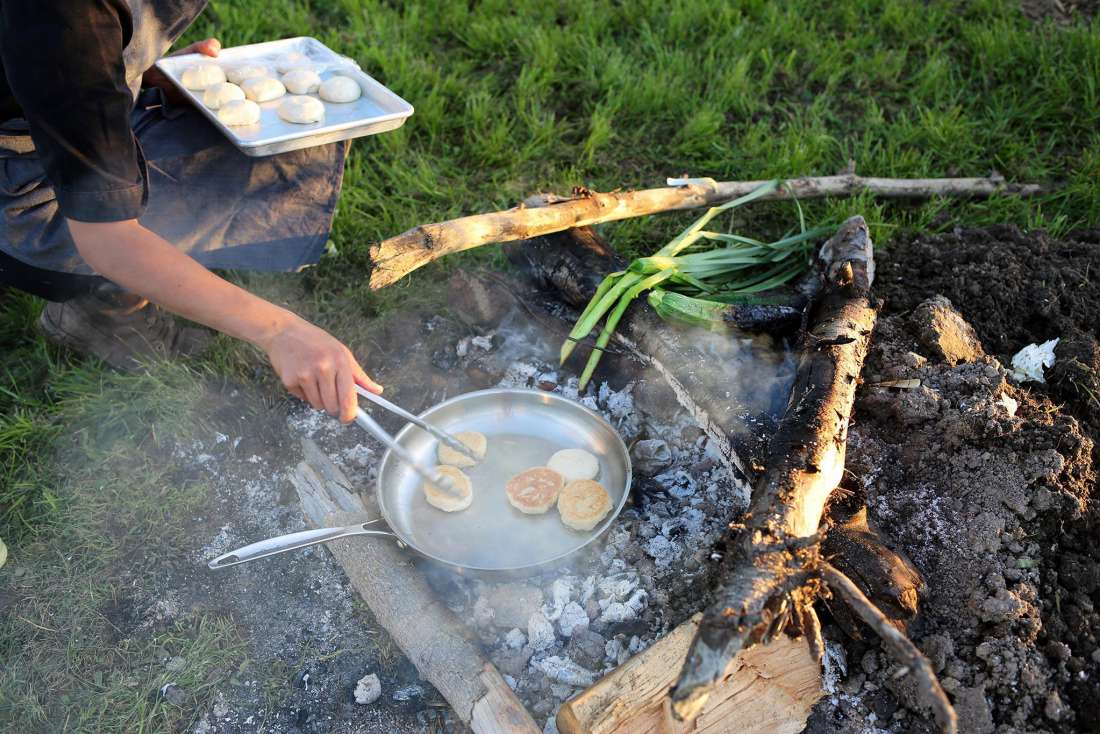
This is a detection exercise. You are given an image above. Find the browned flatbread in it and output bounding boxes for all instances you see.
[557,479,613,531]
[505,467,564,514]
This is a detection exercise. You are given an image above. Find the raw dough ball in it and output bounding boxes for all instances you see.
[437,431,487,468]
[240,77,286,103]
[181,62,226,90]
[275,51,312,74]
[557,479,613,531]
[318,75,362,103]
[505,467,564,515]
[277,95,325,124]
[202,82,245,110]
[216,99,261,127]
[423,466,473,512]
[281,68,322,95]
[547,448,599,482]
[226,63,272,85]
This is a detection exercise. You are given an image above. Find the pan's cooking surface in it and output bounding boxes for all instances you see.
[376,389,631,571]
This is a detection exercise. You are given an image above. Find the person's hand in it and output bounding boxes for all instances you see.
[262,316,383,424]
[142,38,222,105]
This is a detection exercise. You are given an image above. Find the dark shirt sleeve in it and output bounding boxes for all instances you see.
[0,0,145,222]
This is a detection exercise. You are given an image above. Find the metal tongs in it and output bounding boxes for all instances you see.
[353,386,476,497]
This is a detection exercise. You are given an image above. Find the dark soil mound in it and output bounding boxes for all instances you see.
[857,227,1100,732]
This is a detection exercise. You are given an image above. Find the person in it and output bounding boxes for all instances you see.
[0,1,382,424]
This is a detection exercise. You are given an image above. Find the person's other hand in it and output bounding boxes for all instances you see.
[172,38,222,58]
[263,316,383,424]
[143,38,222,104]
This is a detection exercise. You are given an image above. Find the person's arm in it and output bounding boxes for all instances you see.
[0,3,380,422]
[68,219,381,423]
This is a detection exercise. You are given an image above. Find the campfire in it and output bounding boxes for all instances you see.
[213,175,1068,733]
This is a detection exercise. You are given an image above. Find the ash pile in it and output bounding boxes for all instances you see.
[291,267,797,729]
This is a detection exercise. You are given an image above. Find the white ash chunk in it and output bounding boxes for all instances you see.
[505,628,527,649]
[543,577,576,621]
[655,469,697,500]
[456,337,470,358]
[579,575,597,604]
[558,602,590,637]
[471,335,494,351]
[342,444,375,468]
[597,572,639,602]
[644,534,681,568]
[528,612,556,651]
[533,656,596,687]
[580,395,599,411]
[598,602,634,626]
[354,673,381,705]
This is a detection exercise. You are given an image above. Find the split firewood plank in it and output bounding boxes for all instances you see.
[369,174,1045,288]
[291,438,540,734]
[557,613,821,734]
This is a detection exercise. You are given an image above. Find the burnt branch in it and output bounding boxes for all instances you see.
[671,216,878,719]
[821,563,958,734]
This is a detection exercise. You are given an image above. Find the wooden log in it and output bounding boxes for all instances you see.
[557,614,821,734]
[670,216,878,719]
[369,174,1045,289]
[291,438,540,734]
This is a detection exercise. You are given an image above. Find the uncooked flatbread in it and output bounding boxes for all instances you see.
[226,63,272,84]
[281,69,322,95]
[202,82,245,110]
[437,431,487,468]
[318,75,361,103]
[181,62,226,90]
[557,479,613,531]
[275,51,312,74]
[216,99,261,126]
[547,448,599,482]
[240,76,286,102]
[423,466,473,512]
[277,95,325,124]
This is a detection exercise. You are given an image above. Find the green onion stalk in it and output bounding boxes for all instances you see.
[563,179,828,389]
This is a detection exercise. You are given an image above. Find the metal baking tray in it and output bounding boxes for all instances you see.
[154,36,413,157]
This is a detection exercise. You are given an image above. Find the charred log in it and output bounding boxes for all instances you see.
[667,217,956,733]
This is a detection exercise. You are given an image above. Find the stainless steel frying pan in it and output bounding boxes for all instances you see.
[209,388,632,576]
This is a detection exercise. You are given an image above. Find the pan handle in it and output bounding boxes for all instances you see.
[208,521,396,569]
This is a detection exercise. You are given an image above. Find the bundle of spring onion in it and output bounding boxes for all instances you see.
[561,179,831,388]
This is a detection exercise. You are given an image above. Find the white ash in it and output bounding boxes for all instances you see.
[533,656,597,687]
[341,444,375,468]
[471,335,494,351]
[505,628,527,649]
[527,612,556,652]
[558,602,589,637]
[354,673,381,705]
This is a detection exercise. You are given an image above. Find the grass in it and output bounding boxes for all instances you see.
[1,1,1098,730]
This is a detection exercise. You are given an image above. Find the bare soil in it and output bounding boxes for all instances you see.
[809,226,1099,733]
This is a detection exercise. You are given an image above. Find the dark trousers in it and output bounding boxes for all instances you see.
[0,249,104,301]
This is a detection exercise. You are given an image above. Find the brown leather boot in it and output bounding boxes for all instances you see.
[37,283,212,371]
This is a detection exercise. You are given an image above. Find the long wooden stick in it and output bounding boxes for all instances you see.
[369,174,1044,289]
[291,439,540,734]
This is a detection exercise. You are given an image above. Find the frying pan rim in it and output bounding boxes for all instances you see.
[374,387,633,572]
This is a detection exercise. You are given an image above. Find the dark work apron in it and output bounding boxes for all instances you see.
[0,0,347,294]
